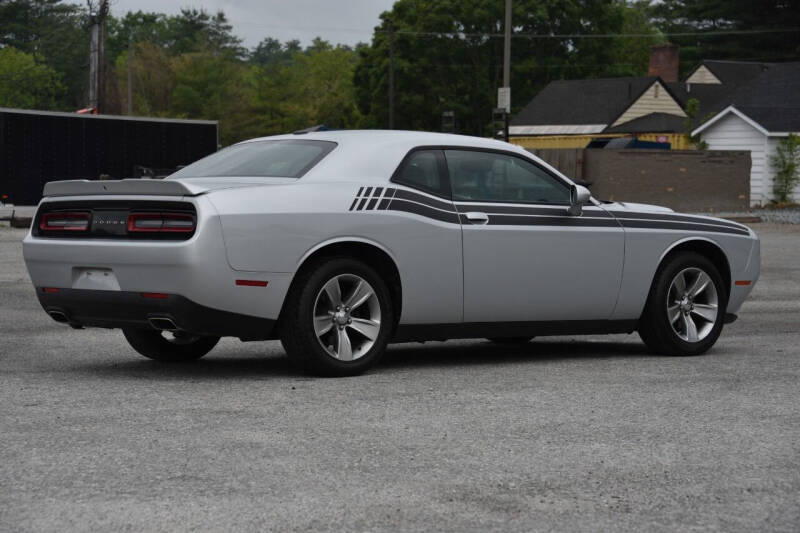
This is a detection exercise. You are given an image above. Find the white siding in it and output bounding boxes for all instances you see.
[612,81,687,127]
[699,113,767,206]
[686,65,722,84]
[765,137,800,203]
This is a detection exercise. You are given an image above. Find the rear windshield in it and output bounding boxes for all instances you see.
[169,139,336,179]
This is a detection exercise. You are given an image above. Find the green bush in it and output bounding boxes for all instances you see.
[770,133,800,204]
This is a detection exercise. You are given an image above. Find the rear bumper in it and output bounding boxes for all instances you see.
[23,196,294,322]
[36,288,275,340]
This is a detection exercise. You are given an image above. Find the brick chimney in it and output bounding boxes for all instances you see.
[648,44,679,82]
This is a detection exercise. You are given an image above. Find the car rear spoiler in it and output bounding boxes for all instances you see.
[42,179,201,198]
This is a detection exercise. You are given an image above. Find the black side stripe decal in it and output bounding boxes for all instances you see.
[608,210,747,230]
[394,188,455,211]
[456,203,613,218]
[347,187,750,235]
[350,186,393,211]
[474,214,620,228]
[618,219,749,236]
[390,200,460,224]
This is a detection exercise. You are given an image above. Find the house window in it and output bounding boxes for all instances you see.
[654,84,660,98]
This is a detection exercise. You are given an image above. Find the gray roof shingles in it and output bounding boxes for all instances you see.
[509,77,657,127]
[511,60,800,134]
[604,113,686,133]
[721,62,800,131]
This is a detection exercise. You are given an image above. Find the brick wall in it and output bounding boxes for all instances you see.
[531,148,751,213]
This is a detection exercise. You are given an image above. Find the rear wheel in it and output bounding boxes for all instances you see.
[122,328,219,362]
[280,257,394,376]
[638,252,727,356]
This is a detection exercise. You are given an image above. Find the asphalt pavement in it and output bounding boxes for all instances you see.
[1,224,798,532]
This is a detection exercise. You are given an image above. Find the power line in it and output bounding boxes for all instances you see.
[386,28,800,39]
[225,19,800,40]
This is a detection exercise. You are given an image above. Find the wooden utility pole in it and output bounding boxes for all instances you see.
[500,0,512,140]
[88,0,109,113]
[127,36,133,115]
[388,21,395,130]
[503,0,511,89]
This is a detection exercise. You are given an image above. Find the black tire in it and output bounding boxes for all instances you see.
[280,257,395,377]
[122,328,219,362]
[638,251,727,356]
[486,337,533,344]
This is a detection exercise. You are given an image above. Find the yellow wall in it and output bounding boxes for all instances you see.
[686,65,722,84]
[611,81,686,127]
[510,133,690,150]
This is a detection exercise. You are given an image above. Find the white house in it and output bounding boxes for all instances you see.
[692,62,800,206]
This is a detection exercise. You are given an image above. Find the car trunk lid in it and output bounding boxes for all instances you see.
[43,177,295,198]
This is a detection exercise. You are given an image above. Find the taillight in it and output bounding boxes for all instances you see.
[39,212,90,231]
[127,213,195,233]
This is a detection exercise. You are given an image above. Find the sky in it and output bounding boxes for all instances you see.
[74,0,397,48]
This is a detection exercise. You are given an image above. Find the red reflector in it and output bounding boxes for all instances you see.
[235,279,268,287]
[141,292,169,299]
[43,287,60,293]
[40,212,90,231]
[734,280,752,286]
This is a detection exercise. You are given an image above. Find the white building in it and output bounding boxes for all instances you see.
[692,63,800,206]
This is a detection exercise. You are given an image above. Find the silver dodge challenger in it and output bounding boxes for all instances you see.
[23,131,760,376]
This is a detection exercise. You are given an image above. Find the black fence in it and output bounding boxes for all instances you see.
[0,108,218,205]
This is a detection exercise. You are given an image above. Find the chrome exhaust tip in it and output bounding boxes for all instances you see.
[148,317,179,331]
[48,310,69,323]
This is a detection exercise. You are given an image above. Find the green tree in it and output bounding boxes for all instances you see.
[168,50,252,145]
[606,1,666,77]
[651,0,800,75]
[770,133,800,204]
[114,42,175,116]
[246,39,362,138]
[0,0,88,109]
[106,11,172,61]
[682,98,710,150]
[354,0,640,135]
[0,46,65,108]
[107,8,246,60]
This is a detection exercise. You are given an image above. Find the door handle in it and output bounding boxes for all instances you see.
[464,211,489,225]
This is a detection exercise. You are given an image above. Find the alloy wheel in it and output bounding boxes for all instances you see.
[313,273,381,361]
[666,267,719,343]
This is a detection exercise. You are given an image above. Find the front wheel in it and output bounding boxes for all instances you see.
[280,257,395,376]
[638,252,727,356]
[122,328,219,362]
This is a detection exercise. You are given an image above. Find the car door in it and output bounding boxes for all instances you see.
[445,148,624,323]
[386,148,464,324]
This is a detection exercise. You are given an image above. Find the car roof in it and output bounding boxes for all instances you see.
[238,130,562,184]
[245,129,520,150]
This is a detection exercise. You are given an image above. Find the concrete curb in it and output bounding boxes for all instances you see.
[721,215,762,223]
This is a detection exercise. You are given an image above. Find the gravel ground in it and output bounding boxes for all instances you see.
[1,224,799,532]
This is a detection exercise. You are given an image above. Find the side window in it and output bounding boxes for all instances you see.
[445,150,570,205]
[393,150,445,196]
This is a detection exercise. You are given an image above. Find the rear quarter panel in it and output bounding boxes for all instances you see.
[206,181,464,324]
